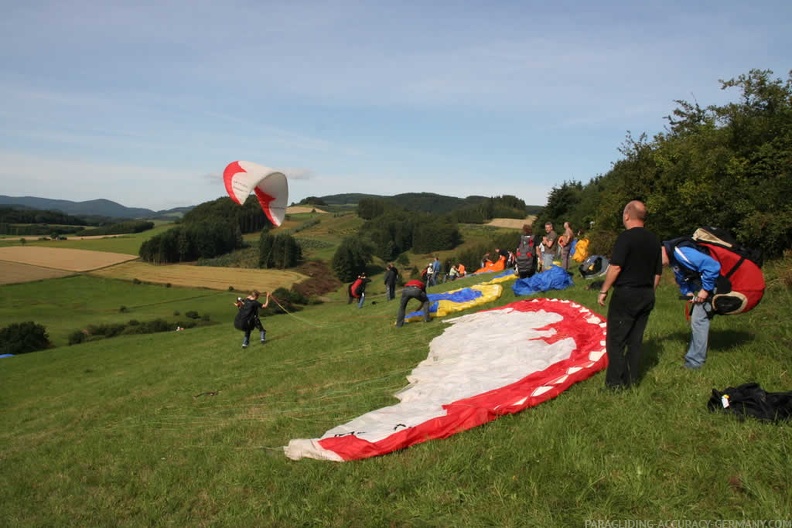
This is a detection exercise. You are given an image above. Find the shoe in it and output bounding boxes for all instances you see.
[242,342,249,349]
[260,340,266,344]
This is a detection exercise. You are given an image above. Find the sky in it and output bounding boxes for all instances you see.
[0,1,790,211]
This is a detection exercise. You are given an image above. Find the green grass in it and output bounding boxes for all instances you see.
[0,275,233,346]
[2,259,792,526]
[2,219,791,525]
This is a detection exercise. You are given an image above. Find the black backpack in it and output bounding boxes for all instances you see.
[515,236,536,278]
[234,299,259,331]
[707,382,792,422]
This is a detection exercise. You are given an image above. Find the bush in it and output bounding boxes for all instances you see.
[85,323,127,338]
[68,330,87,346]
[185,311,200,319]
[0,321,51,355]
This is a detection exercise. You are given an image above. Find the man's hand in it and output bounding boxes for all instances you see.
[691,290,709,304]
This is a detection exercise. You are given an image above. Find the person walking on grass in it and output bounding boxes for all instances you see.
[234,290,270,348]
[597,201,662,390]
[384,263,399,301]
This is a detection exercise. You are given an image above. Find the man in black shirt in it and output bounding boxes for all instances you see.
[597,200,662,390]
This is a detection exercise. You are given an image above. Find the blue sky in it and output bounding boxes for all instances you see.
[1,1,789,211]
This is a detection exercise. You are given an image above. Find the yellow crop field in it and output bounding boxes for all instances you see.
[0,246,307,291]
[0,261,74,285]
[89,261,308,292]
[485,216,536,229]
[0,246,138,272]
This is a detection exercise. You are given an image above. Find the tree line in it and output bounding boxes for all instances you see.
[331,195,528,281]
[537,69,791,259]
[139,198,275,264]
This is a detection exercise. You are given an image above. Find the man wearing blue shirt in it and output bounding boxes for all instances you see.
[661,241,722,369]
[430,257,442,287]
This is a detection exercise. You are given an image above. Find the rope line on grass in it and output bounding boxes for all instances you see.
[267,294,329,328]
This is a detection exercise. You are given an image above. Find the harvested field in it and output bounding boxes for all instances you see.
[90,261,308,292]
[0,246,138,272]
[486,216,536,229]
[287,205,328,214]
[0,261,75,285]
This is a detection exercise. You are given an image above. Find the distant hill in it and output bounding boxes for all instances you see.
[1,192,541,221]
[0,195,192,220]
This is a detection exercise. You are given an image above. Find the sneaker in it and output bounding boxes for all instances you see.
[260,339,266,344]
[242,342,249,349]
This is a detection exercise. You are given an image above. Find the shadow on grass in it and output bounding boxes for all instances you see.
[639,339,665,379]
[664,329,755,352]
[638,329,753,382]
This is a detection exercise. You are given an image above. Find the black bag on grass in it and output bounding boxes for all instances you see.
[707,382,792,422]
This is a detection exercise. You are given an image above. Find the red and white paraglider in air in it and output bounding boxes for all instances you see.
[223,161,289,227]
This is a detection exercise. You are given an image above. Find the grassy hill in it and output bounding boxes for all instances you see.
[2,216,791,525]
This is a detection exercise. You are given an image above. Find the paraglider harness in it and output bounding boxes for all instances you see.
[708,382,792,423]
[234,297,264,332]
[666,227,765,319]
[578,255,609,279]
[515,235,536,278]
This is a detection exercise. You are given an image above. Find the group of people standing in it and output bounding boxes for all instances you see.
[535,221,576,271]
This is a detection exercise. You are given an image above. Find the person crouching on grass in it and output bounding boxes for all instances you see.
[234,290,270,348]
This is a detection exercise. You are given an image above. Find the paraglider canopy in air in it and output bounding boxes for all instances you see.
[223,161,289,227]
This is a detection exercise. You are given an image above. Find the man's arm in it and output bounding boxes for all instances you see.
[597,264,622,306]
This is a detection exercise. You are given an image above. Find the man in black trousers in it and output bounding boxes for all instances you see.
[597,200,662,390]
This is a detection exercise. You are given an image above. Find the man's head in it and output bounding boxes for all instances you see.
[623,200,647,228]
[250,290,260,299]
[545,222,553,232]
[564,221,570,230]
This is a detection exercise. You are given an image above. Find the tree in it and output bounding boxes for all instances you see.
[0,321,50,355]
[563,69,792,258]
[412,216,461,253]
[331,237,374,282]
[540,180,583,228]
[259,233,303,269]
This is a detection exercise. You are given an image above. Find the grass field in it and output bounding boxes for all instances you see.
[0,223,177,255]
[2,220,791,526]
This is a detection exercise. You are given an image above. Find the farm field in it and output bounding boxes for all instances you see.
[485,215,536,229]
[90,260,307,292]
[0,246,137,271]
[0,261,74,285]
[0,223,176,255]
